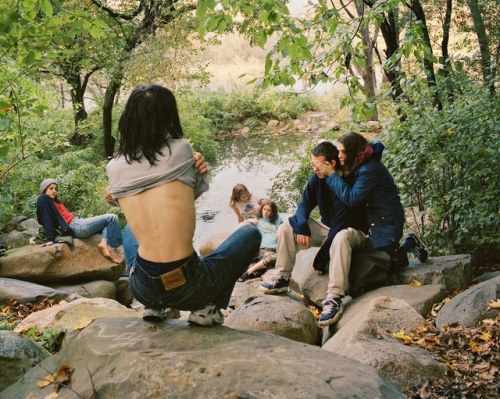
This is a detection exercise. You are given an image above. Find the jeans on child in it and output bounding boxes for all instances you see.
[128,223,261,311]
[69,214,122,248]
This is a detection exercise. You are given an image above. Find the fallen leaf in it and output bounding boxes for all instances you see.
[393,330,413,344]
[73,317,93,330]
[43,393,59,399]
[38,374,55,388]
[487,299,500,309]
[409,279,422,287]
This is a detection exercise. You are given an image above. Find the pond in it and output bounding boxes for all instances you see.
[193,133,315,251]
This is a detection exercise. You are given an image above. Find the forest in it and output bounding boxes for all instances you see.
[0,0,498,265]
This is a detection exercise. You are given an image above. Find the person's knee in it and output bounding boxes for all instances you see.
[333,228,360,246]
[277,219,293,237]
[243,223,262,248]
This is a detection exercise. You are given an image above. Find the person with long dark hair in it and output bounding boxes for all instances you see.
[106,84,261,326]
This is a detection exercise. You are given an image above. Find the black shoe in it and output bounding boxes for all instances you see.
[142,308,165,322]
[238,268,266,282]
[259,276,289,294]
[408,233,429,263]
[318,297,344,327]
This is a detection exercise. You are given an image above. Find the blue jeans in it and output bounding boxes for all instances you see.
[69,214,123,248]
[127,224,261,311]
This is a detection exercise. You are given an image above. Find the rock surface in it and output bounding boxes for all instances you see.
[225,294,318,345]
[435,274,500,328]
[0,277,81,305]
[323,297,448,391]
[2,317,403,399]
[0,235,125,284]
[0,331,50,391]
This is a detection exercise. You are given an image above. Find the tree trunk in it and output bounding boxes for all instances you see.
[102,75,121,157]
[441,0,454,102]
[68,75,89,146]
[466,0,495,94]
[409,0,443,110]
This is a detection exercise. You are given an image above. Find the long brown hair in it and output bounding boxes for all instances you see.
[257,200,279,223]
[337,132,368,175]
[230,183,251,206]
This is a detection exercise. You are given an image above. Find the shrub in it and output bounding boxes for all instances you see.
[384,81,499,263]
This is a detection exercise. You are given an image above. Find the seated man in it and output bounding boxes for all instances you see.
[259,142,367,312]
[106,84,261,327]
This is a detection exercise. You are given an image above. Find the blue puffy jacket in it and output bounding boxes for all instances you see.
[326,143,404,249]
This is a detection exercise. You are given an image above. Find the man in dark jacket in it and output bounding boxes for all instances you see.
[315,132,405,326]
[260,141,367,296]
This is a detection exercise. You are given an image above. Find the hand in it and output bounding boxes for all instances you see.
[320,161,335,176]
[246,218,258,226]
[296,234,311,247]
[104,188,114,204]
[193,152,208,175]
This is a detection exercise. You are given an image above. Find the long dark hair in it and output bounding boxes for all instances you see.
[257,200,279,223]
[337,132,368,175]
[117,84,183,165]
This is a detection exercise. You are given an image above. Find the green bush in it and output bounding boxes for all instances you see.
[384,81,499,262]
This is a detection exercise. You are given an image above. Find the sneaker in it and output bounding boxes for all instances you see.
[318,297,344,327]
[142,308,165,322]
[259,275,289,294]
[188,304,224,327]
[408,233,429,263]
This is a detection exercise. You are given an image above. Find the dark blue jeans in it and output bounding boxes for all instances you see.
[126,224,261,311]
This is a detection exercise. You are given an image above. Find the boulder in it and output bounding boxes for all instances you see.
[198,231,232,257]
[332,284,447,334]
[114,277,134,307]
[323,297,448,393]
[0,277,81,305]
[0,217,41,249]
[2,317,403,399]
[225,294,318,345]
[435,275,500,328]
[14,298,140,334]
[400,255,472,292]
[0,235,125,285]
[0,331,50,391]
[51,280,117,300]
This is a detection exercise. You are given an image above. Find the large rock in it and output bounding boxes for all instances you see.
[225,294,318,345]
[323,297,448,393]
[0,277,81,305]
[435,275,500,328]
[0,235,125,284]
[400,254,472,292]
[2,317,403,399]
[51,280,117,300]
[332,284,447,334]
[198,231,232,256]
[0,331,50,391]
[0,217,41,249]
[14,298,140,334]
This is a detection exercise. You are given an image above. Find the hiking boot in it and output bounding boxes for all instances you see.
[259,275,289,294]
[142,308,165,322]
[408,233,429,263]
[188,304,224,327]
[318,297,344,327]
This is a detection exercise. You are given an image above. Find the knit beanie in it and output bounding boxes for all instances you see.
[40,178,58,194]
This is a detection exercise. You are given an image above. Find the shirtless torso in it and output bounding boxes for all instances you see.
[118,181,195,262]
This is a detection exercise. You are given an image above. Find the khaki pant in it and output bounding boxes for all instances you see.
[276,221,389,297]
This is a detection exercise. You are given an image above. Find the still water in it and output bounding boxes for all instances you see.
[193,133,312,251]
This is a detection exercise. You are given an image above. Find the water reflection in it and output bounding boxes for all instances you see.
[193,133,308,250]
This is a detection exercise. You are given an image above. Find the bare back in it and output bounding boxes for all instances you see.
[118,181,195,262]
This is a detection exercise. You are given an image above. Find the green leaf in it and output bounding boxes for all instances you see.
[39,0,53,16]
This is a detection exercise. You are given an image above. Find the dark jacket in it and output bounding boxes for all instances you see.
[289,173,367,271]
[326,143,404,250]
[36,194,73,242]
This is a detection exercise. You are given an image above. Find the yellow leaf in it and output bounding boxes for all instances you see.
[73,317,93,330]
[409,279,422,287]
[487,299,500,309]
[393,330,413,344]
[479,331,491,342]
[44,392,59,399]
[38,373,55,388]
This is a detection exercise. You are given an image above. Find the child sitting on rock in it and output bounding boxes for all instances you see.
[36,178,123,263]
[229,183,261,223]
[239,200,283,282]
